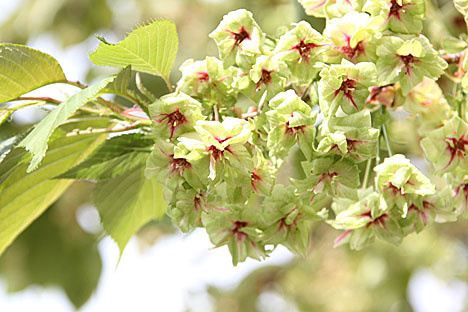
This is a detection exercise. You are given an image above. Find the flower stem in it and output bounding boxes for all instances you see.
[382,123,393,157]
[361,158,372,189]
[65,80,87,89]
[163,75,174,92]
[65,120,150,137]
[213,103,220,121]
[14,96,61,104]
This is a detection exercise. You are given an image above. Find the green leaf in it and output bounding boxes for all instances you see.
[0,44,66,103]
[104,66,152,118]
[93,165,166,253]
[0,135,21,165]
[103,65,132,95]
[0,131,108,256]
[0,201,102,309]
[18,76,115,172]
[58,133,153,180]
[89,20,178,79]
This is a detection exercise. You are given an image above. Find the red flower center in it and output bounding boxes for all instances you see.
[385,183,404,196]
[337,39,365,61]
[154,109,187,139]
[389,0,404,19]
[360,211,389,228]
[399,54,418,76]
[194,195,202,212]
[329,138,369,157]
[251,168,263,192]
[256,69,273,91]
[335,78,359,111]
[169,156,192,176]
[227,26,251,48]
[444,134,468,169]
[207,145,225,162]
[197,71,210,82]
[232,220,249,242]
[388,0,414,20]
[285,121,306,136]
[292,39,322,63]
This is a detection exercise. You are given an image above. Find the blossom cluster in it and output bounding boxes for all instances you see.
[146,2,465,264]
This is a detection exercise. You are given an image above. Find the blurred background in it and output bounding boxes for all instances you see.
[1,0,468,311]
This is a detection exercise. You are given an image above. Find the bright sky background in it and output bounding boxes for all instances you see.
[0,229,295,312]
[1,1,468,311]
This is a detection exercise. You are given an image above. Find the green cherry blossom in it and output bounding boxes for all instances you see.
[209,9,265,69]
[174,117,254,181]
[421,116,468,173]
[316,110,379,161]
[329,189,404,250]
[176,56,238,107]
[236,55,290,102]
[265,90,317,160]
[293,157,360,201]
[323,11,382,63]
[374,154,435,214]
[318,59,377,117]
[261,185,327,256]
[202,207,268,265]
[272,21,330,85]
[150,91,205,140]
[363,0,425,34]
[375,34,447,95]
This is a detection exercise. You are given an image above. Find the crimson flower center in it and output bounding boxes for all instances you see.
[389,0,414,20]
[155,109,187,139]
[399,54,416,74]
[207,145,225,162]
[251,168,263,192]
[338,39,365,61]
[169,156,192,176]
[285,119,306,136]
[197,71,210,82]
[444,134,468,169]
[335,78,360,111]
[228,26,251,47]
[232,220,249,241]
[256,69,273,91]
[293,39,321,62]
[194,196,202,212]
[385,183,404,196]
[389,0,403,19]
[360,211,388,228]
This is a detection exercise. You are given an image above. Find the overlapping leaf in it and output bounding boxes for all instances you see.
[18,76,115,172]
[0,44,66,103]
[89,20,178,79]
[0,127,108,256]
[59,133,153,180]
[93,165,166,253]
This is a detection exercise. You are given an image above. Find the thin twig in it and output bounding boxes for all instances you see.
[65,121,148,137]
[15,96,61,104]
[65,80,88,89]
[257,90,268,114]
[376,127,381,167]
[382,123,393,157]
[163,75,174,92]
[213,103,219,121]
[361,158,372,189]
[96,97,125,113]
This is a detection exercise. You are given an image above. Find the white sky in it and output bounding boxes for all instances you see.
[0,230,294,312]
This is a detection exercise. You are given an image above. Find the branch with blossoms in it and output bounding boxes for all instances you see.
[5,0,468,266]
